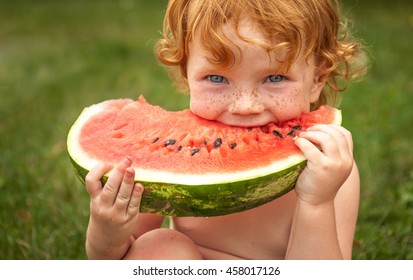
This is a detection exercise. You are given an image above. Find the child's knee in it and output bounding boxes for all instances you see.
[123,228,203,260]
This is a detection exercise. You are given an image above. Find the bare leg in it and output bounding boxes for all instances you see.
[123,228,203,260]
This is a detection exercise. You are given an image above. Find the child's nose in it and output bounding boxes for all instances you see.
[228,90,265,115]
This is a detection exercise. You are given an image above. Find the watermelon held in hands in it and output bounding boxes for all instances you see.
[67,96,341,217]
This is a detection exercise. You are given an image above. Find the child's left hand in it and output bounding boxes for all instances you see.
[293,124,354,205]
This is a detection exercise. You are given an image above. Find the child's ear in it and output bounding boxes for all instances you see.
[310,62,327,103]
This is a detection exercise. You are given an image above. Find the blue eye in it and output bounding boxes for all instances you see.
[267,75,285,83]
[207,75,227,83]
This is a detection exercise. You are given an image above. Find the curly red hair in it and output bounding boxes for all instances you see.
[155,0,367,108]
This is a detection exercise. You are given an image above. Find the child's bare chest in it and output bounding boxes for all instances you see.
[172,191,297,259]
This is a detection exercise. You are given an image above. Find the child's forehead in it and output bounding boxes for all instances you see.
[188,3,270,36]
[186,2,296,50]
[222,18,273,44]
[191,17,290,57]
[185,0,317,69]
[193,18,286,55]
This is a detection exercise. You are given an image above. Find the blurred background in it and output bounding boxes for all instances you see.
[0,0,412,259]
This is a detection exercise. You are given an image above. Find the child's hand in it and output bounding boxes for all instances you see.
[294,124,354,206]
[85,157,143,259]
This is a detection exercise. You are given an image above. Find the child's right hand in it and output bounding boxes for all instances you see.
[84,157,143,259]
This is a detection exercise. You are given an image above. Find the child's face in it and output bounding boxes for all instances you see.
[187,19,326,127]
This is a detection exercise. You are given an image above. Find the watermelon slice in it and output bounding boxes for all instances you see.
[67,96,341,217]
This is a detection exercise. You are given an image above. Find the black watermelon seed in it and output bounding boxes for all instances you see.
[230,143,237,149]
[214,138,222,148]
[272,130,283,139]
[177,146,182,151]
[153,137,159,143]
[287,130,296,137]
[293,125,302,130]
[165,139,176,146]
[191,148,200,156]
[203,140,207,145]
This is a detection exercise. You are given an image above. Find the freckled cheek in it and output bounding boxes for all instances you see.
[190,90,231,120]
[264,88,311,122]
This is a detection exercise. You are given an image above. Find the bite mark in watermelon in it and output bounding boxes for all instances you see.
[67,96,341,217]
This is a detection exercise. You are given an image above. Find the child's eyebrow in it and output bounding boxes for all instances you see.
[197,57,289,77]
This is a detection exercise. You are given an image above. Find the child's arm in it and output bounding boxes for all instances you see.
[84,157,163,259]
[286,124,360,259]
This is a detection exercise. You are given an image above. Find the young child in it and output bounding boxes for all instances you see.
[84,0,367,259]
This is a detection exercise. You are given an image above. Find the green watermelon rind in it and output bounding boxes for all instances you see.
[69,155,306,217]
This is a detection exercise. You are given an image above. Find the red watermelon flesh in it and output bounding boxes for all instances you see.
[77,96,337,175]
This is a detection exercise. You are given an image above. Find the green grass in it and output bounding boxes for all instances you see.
[340,0,413,259]
[0,0,412,259]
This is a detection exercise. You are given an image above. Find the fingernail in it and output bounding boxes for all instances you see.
[123,156,132,164]
[134,183,144,193]
[126,167,134,176]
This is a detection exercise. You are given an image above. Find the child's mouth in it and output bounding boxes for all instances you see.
[216,111,278,128]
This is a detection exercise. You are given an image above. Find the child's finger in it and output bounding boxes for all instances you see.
[100,157,132,205]
[114,166,136,211]
[305,124,352,157]
[329,124,354,156]
[294,136,323,162]
[127,183,144,216]
[298,129,339,157]
[85,162,112,199]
